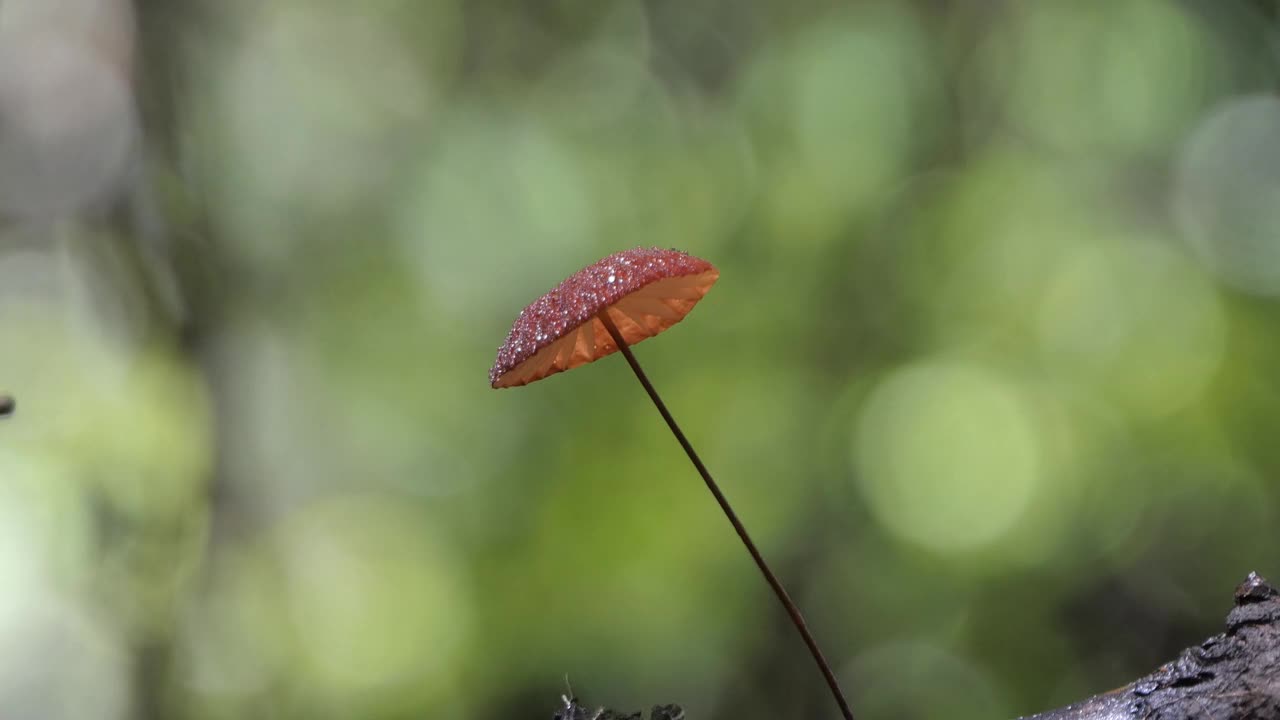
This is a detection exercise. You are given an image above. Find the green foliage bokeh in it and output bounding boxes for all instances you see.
[2,1,1280,719]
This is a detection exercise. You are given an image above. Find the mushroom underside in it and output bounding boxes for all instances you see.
[493,270,717,388]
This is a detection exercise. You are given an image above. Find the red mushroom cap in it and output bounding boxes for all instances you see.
[490,247,719,388]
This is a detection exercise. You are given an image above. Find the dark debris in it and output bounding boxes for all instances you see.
[553,697,684,720]
[1235,572,1278,605]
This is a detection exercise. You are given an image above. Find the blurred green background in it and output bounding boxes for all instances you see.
[2,0,1280,718]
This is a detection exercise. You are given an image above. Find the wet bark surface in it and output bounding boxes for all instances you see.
[552,573,1280,720]
[1018,572,1280,720]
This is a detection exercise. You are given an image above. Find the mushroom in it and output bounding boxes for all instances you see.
[491,247,855,720]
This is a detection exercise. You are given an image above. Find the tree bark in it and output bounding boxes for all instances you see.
[1018,572,1280,720]
[554,573,1280,720]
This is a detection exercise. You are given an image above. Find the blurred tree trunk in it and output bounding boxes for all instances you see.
[127,2,233,718]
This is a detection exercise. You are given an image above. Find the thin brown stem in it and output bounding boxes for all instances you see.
[597,311,855,720]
